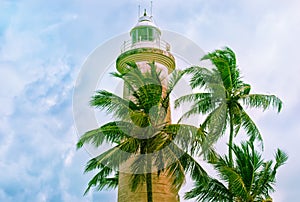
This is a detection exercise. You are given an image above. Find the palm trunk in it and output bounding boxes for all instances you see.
[228,109,234,167]
[142,141,153,202]
[146,170,153,202]
[228,109,234,200]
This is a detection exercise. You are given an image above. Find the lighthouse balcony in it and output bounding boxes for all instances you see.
[120,39,171,53]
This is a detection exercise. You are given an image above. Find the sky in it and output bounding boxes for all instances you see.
[0,0,300,201]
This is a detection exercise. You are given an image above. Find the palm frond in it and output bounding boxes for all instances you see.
[77,121,133,148]
[130,173,147,192]
[122,61,162,96]
[166,69,184,96]
[148,61,163,85]
[252,161,275,198]
[201,47,241,91]
[161,69,185,111]
[241,94,283,113]
[240,110,263,143]
[234,83,251,96]
[82,146,130,195]
[174,92,212,109]
[166,156,186,191]
[163,142,207,191]
[183,66,216,89]
[180,152,208,181]
[231,142,256,192]
[129,153,150,192]
[231,103,243,137]
[200,103,228,150]
[84,138,140,173]
[162,124,205,154]
[84,167,118,195]
[273,149,288,171]
[217,165,248,199]
[133,83,162,113]
[84,147,121,173]
[90,90,136,119]
[184,174,231,202]
[176,94,218,122]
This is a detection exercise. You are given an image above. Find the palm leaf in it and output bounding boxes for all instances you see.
[163,142,207,191]
[240,110,263,143]
[184,174,232,202]
[273,149,288,171]
[241,94,283,112]
[183,66,215,89]
[200,102,228,150]
[90,90,136,120]
[76,121,133,148]
[166,70,184,97]
[176,93,217,122]
[201,47,240,91]
[174,92,213,110]
[162,124,205,154]
[84,167,118,194]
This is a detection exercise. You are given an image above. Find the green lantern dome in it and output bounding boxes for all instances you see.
[116,10,175,74]
[130,10,161,44]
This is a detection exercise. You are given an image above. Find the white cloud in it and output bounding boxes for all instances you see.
[0,0,299,201]
[0,63,25,116]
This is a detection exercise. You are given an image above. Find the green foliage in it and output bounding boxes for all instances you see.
[77,47,286,202]
[185,140,288,202]
[77,62,206,199]
[177,47,286,201]
[176,46,283,163]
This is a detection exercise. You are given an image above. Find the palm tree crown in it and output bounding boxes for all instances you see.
[185,139,288,202]
[77,62,206,201]
[175,47,283,165]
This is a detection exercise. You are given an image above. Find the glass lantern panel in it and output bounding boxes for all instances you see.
[132,30,138,43]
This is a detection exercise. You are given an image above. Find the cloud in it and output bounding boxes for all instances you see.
[0,1,84,201]
[0,63,24,115]
[156,1,300,201]
[0,0,299,201]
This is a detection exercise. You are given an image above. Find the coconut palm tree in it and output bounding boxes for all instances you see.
[184,139,288,202]
[175,47,283,166]
[77,62,207,202]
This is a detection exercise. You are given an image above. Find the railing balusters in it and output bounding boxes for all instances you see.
[120,39,170,53]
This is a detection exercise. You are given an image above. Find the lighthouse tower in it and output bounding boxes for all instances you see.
[116,11,179,202]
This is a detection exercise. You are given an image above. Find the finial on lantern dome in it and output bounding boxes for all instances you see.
[150,1,153,17]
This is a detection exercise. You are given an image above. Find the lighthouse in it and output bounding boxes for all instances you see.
[116,10,179,202]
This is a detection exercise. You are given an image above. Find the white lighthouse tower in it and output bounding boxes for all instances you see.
[116,10,179,202]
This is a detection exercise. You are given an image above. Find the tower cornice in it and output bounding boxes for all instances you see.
[116,47,175,74]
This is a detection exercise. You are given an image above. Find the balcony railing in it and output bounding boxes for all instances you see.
[120,39,171,53]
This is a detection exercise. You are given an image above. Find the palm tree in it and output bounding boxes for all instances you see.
[77,62,207,202]
[175,47,282,166]
[184,139,288,202]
